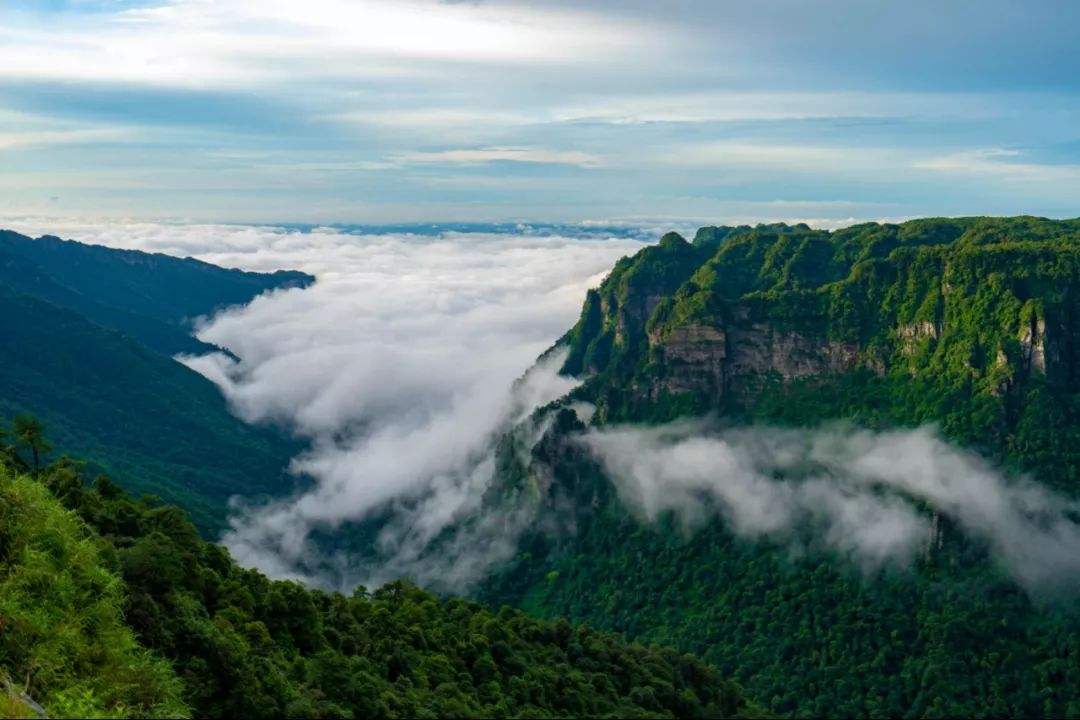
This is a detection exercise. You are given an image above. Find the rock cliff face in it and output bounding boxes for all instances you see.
[554,218,1080,443]
[647,314,861,401]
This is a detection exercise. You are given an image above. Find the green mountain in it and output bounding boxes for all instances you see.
[0,443,755,719]
[557,216,1078,480]
[479,216,1080,717]
[0,230,311,356]
[0,230,313,533]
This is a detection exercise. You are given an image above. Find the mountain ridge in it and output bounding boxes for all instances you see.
[555,215,1080,485]
[0,229,313,356]
[0,229,313,533]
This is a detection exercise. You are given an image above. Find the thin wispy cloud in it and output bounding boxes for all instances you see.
[0,127,129,151]
[398,147,604,168]
[584,421,1080,594]
[915,148,1080,185]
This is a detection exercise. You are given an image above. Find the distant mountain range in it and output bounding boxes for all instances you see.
[0,229,314,533]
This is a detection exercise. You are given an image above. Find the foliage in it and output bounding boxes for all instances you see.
[484,464,1080,718]
[560,216,1080,489]
[0,287,302,535]
[0,421,755,719]
[0,464,188,719]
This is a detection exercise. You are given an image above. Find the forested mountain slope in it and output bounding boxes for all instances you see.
[0,437,755,719]
[0,230,311,533]
[557,215,1080,485]
[0,230,311,356]
[480,217,1080,717]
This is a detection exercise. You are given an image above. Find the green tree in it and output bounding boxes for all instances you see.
[11,415,51,470]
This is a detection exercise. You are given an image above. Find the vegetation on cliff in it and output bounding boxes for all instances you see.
[558,216,1080,487]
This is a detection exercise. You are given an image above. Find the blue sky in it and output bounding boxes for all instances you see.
[1,0,1079,224]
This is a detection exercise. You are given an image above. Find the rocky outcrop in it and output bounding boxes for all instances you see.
[648,310,860,401]
[897,321,940,355]
[725,321,859,382]
[649,322,728,396]
[1019,314,1047,376]
[1,677,47,718]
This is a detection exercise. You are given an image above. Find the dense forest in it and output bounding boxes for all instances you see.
[483,431,1080,717]
[0,419,754,719]
[0,230,310,533]
[478,217,1080,717]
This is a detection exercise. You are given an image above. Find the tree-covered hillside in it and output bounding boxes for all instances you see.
[0,230,312,534]
[558,216,1080,487]
[0,230,312,356]
[480,217,1080,717]
[0,286,300,533]
[0,427,755,719]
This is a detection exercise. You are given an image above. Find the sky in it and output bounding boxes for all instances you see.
[1,0,1079,224]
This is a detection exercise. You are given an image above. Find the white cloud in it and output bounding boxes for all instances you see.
[656,141,901,172]
[398,146,603,167]
[0,127,129,151]
[551,90,998,125]
[0,0,657,86]
[15,218,1080,598]
[21,221,642,587]
[584,422,1080,592]
[914,148,1080,184]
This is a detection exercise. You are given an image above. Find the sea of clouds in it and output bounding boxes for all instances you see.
[3,219,646,587]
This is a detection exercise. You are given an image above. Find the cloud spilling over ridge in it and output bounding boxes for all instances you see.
[583,421,1080,592]
[0,219,641,587]
[100,223,648,587]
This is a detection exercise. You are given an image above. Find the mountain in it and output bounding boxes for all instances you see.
[558,216,1079,486]
[0,445,755,719]
[477,217,1080,717]
[0,229,311,356]
[0,230,313,533]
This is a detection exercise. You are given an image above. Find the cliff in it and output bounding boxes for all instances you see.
[477,218,1080,717]
[556,216,1080,484]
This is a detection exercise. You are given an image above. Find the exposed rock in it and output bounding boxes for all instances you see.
[2,677,47,719]
[615,293,667,346]
[897,321,940,355]
[725,322,859,382]
[649,312,859,400]
[651,322,728,396]
[922,511,945,560]
[1019,315,1047,376]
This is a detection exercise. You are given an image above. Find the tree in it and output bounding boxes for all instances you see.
[12,415,51,470]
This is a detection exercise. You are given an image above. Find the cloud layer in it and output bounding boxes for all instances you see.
[63,222,646,586]
[583,421,1080,593]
